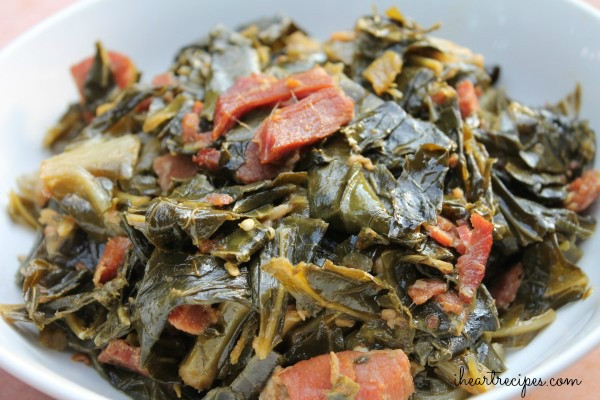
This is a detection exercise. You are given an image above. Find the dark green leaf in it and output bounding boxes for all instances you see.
[136,251,250,364]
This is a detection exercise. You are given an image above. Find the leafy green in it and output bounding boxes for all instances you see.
[251,217,328,359]
[179,301,254,390]
[390,145,449,235]
[203,351,281,400]
[4,7,599,400]
[343,101,454,162]
[263,258,401,321]
[135,251,250,364]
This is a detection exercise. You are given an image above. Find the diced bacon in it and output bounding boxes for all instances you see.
[203,193,234,206]
[565,170,600,212]
[135,97,152,112]
[407,279,448,305]
[448,153,460,168]
[151,71,176,87]
[212,66,335,139]
[108,53,138,90]
[455,224,471,255]
[425,224,454,248]
[181,113,212,146]
[433,290,464,314]
[235,142,290,184]
[93,237,132,286]
[182,113,200,141]
[167,305,219,335]
[436,216,455,231]
[152,154,199,192]
[431,91,448,105]
[197,239,217,254]
[193,148,221,172]
[255,88,354,163]
[456,80,480,118]
[491,262,524,309]
[187,132,212,147]
[192,100,204,115]
[98,340,148,375]
[456,213,494,303]
[70,51,138,101]
[425,216,467,255]
[260,350,413,400]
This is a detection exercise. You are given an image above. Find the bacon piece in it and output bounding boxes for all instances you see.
[255,88,354,163]
[197,239,216,254]
[109,53,138,89]
[181,113,212,146]
[152,154,199,192]
[134,97,152,112]
[491,262,524,309]
[192,100,204,115]
[431,91,448,105]
[456,80,480,118]
[425,216,468,254]
[193,148,221,172]
[434,290,464,314]
[425,224,454,248]
[203,193,233,207]
[261,350,413,400]
[455,224,471,255]
[167,305,219,335]
[98,340,147,375]
[565,170,600,212]
[407,279,448,305]
[93,237,132,286]
[70,51,137,101]
[151,71,176,87]
[235,142,290,184]
[456,213,494,302]
[212,67,335,139]
[182,113,200,142]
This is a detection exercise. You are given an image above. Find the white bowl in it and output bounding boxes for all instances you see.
[1,0,599,399]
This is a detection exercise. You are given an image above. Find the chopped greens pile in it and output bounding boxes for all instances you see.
[4,7,600,400]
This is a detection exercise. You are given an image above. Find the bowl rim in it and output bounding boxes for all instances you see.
[0,0,599,399]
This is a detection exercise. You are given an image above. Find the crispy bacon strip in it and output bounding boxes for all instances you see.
[407,279,448,305]
[181,112,212,146]
[455,224,471,255]
[456,80,480,118]
[212,66,335,139]
[565,170,600,212]
[93,237,132,286]
[254,87,354,163]
[70,51,137,101]
[151,71,176,87]
[491,262,524,309]
[203,193,234,207]
[425,224,454,248]
[434,290,464,314]
[425,216,468,254]
[456,213,494,302]
[98,340,147,375]
[261,350,413,400]
[152,154,199,192]
[235,142,290,184]
[193,148,221,172]
[168,305,219,335]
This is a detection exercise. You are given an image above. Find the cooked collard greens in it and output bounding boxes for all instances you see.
[3,7,600,400]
